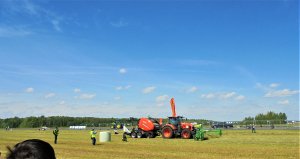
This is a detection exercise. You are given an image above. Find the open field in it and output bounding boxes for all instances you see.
[0,129,299,159]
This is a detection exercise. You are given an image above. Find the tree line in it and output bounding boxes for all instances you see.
[0,116,134,128]
[243,111,287,125]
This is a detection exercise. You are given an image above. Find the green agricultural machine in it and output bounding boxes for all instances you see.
[194,124,222,141]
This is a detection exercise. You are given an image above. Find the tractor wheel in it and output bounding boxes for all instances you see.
[181,128,191,139]
[131,132,137,138]
[162,126,173,139]
[137,132,143,138]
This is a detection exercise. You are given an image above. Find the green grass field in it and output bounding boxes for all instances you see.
[0,129,299,159]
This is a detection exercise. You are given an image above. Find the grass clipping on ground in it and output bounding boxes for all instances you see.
[0,129,299,159]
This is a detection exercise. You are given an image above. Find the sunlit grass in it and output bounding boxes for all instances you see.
[0,129,299,159]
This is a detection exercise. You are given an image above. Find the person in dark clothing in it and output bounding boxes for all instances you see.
[53,127,59,144]
[122,132,127,142]
[6,139,56,159]
[251,124,256,133]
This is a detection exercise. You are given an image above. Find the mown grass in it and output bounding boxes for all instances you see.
[0,129,299,159]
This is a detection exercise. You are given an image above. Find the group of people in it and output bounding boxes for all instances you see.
[52,127,98,145]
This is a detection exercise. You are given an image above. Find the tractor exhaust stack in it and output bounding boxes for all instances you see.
[170,98,176,117]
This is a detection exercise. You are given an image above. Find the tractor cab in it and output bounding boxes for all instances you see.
[168,116,184,126]
[168,116,193,131]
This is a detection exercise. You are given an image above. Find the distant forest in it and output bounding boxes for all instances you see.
[0,111,287,128]
[242,111,287,124]
[0,116,132,128]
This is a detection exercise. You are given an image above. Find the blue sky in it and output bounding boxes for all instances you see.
[0,0,298,121]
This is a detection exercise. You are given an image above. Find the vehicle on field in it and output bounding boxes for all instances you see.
[111,120,124,129]
[160,98,197,139]
[130,117,161,138]
[211,122,233,129]
[128,98,201,139]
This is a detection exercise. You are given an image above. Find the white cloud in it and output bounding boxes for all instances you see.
[235,66,256,81]
[74,88,81,93]
[114,96,121,100]
[255,83,265,89]
[235,95,245,101]
[201,93,215,99]
[115,85,131,91]
[0,26,32,37]
[220,92,236,99]
[269,83,280,88]
[278,100,289,105]
[186,86,198,93]
[115,86,123,90]
[79,94,96,99]
[156,95,169,102]
[25,87,34,93]
[257,82,280,91]
[51,19,62,32]
[264,89,299,97]
[23,0,40,15]
[45,93,55,99]
[178,59,219,66]
[0,102,159,118]
[59,101,65,105]
[3,0,64,34]
[119,68,127,74]
[157,103,165,107]
[255,82,271,91]
[124,85,131,89]
[156,95,169,107]
[201,92,245,101]
[110,20,128,28]
[142,86,156,94]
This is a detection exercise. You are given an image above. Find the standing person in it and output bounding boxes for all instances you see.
[252,124,256,133]
[90,128,97,145]
[53,127,59,144]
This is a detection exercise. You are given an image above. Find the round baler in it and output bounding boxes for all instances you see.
[131,117,161,138]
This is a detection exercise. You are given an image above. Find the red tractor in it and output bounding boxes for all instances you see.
[161,98,196,139]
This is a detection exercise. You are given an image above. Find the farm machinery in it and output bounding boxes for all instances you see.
[161,98,197,139]
[193,124,222,141]
[126,98,222,140]
[111,120,124,129]
[129,98,205,139]
[130,117,161,138]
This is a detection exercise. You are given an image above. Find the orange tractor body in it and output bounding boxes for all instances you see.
[161,98,196,139]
